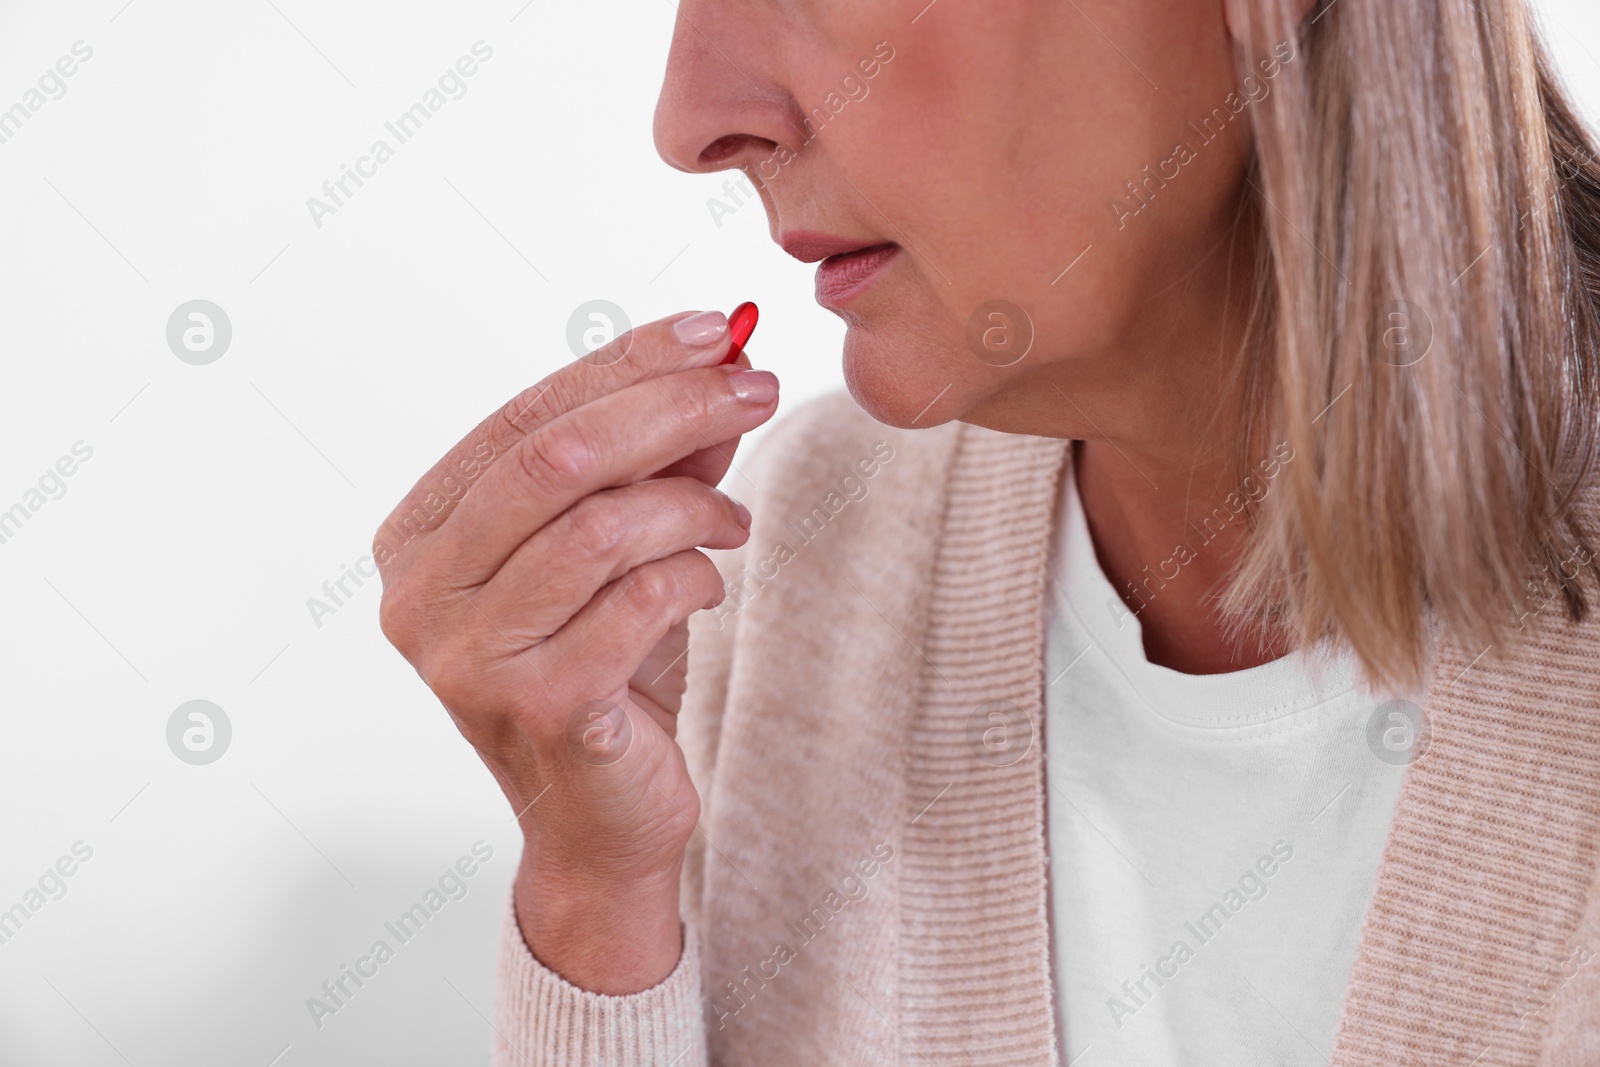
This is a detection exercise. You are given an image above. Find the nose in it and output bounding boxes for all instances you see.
[653,3,803,177]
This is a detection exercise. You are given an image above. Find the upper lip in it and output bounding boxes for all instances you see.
[779,230,895,264]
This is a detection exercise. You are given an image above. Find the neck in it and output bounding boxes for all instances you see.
[1073,437,1289,674]
[963,216,1288,674]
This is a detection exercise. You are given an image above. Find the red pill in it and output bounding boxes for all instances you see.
[724,301,759,364]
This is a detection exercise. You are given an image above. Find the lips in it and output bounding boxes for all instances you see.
[777,230,902,308]
[779,232,870,263]
[813,243,900,307]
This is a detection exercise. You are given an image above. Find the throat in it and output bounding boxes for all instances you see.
[1071,442,1293,675]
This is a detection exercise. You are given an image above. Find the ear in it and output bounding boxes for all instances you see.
[1223,0,1321,52]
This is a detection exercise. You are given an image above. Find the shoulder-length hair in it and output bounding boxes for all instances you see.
[1223,0,1600,689]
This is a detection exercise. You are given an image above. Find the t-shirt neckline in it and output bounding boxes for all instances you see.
[1045,447,1362,729]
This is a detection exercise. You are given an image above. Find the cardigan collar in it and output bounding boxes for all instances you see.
[1331,559,1600,1062]
[897,422,1600,1066]
[899,424,1071,1064]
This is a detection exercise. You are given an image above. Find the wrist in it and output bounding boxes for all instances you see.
[512,848,684,994]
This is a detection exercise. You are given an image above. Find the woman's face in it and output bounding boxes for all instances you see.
[654,0,1267,435]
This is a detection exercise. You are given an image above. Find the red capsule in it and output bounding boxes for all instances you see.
[724,301,759,364]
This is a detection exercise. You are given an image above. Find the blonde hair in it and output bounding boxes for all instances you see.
[1223,0,1600,689]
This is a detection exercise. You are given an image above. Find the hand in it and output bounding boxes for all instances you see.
[374,310,778,991]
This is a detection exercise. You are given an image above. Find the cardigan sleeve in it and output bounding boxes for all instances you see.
[491,892,709,1066]
[489,409,790,1066]
[488,580,745,1066]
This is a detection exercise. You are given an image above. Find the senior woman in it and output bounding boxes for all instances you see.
[374,0,1600,1063]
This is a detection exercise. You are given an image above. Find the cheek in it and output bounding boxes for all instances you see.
[813,0,1247,416]
[846,39,1171,271]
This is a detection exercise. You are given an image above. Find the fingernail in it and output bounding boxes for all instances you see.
[730,496,752,529]
[673,310,728,347]
[727,368,779,404]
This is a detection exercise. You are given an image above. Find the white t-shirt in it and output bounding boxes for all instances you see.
[1044,457,1424,1066]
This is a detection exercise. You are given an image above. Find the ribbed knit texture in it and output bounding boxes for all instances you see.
[1332,622,1600,1065]
[494,389,1600,1066]
[493,894,705,1066]
[899,426,1068,1065]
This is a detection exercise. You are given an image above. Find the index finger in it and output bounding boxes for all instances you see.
[649,346,756,486]
[375,310,735,560]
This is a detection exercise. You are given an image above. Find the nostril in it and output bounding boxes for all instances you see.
[699,133,768,167]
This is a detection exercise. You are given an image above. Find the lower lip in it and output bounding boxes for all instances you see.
[814,244,901,308]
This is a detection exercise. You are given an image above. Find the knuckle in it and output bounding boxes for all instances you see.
[377,585,414,652]
[619,562,680,614]
[417,638,477,712]
[672,374,722,427]
[587,328,635,368]
[371,521,406,576]
[501,379,562,436]
[564,494,628,563]
[518,423,591,492]
[648,373,714,434]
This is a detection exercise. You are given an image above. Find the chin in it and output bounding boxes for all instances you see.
[837,306,973,430]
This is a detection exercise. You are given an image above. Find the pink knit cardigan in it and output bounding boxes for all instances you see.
[493,390,1600,1066]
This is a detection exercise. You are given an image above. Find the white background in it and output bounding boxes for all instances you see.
[0,2,1595,1064]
